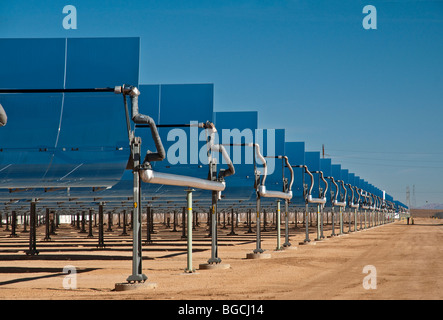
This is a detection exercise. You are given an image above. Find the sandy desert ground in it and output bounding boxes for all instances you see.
[0,212,441,301]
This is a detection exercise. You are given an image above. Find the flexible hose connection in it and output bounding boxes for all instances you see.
[0,103,7,127]
[205,121,235,180]
[115,85,166,163]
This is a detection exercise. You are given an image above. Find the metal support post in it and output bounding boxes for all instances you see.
[302,203,311,243]
[172,210,178,232]
[228,208,237,236]
[253,197,264,254]
[80,211,87,233]
[283,199,291,248]
[354,209,358,231]
[97,203,105,248]
[181,207,187,240]
[348,209,352,232]
[106,212,113,232]
[320,206,325,239]
[330,208,336,237]
[22,212,28,233]
[246,209,253,234]
[364,210,367,229]
[184,189,195,273]
[126,136,147,283]
[120,210,128,236]
[146,206,152,244]
[316,205,322,241]
[262,209,268,232]
[339,206,344,235]
[208,193,221,264]
[44,208,51,241]
[87,209,94,238]
[276,200,282,250]
[9,211,17,237]
[4,212,9,231]
[25,200,39,255]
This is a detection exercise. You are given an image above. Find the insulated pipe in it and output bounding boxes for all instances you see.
[140,169,226,192]
[135,120,235,180]
[335,180,347,207]
[0,103,7,126]
[305,168,327,204]
[312,170,328,200]
[205,122,235,179]
[346,184,359,209]
[228,143,267,183]
[352,186,360,209]
[259,155,294,200]
[228,144,292,200]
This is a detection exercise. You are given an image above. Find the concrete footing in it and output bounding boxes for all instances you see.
[114,281,157,292]
[199,263,231,270]
[246,252,271,259]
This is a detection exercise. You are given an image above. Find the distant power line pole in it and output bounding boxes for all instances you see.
[406,186,411,209]
[412,185,417,209]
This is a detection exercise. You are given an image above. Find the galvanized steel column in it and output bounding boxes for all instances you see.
[276,200,282,250]
[283,199,291,247]
[185,189,195,273]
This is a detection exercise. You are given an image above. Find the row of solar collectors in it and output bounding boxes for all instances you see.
[0,37,406,213]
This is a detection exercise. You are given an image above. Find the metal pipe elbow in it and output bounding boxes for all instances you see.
[0,103,7,126]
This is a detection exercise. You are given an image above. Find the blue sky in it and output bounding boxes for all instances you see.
[1,0,442,206]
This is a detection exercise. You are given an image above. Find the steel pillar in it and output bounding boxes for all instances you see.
[283,199,291,247]
[120,209,128,236]
[302,203,311,243]
[330,208,336,237]
[9,211,17,237]
[253,196,264,254]
[184,189,195,273]
[339,207,344,235]
[87,209,94,238]
[44,208,51,241]
[25,200,39,255]
[228,208,237,236]
[126,136,147,283]
[276,200,282,250]
[97,203,105,248]
[209,195,220,263]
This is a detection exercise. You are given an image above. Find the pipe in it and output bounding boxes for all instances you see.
[116,85,165,163]
[305,167,327,204]
[228,143,293,200]
[258,187,293,200]
[229,143,267,183]
[334,180,347,207]
[312,170,328,198]
[346,184,359,209]
[281,156,294,192]
[205,122,235,179]
[326,176,340,206]
[352,186,361,209]
[258,155,294,200]
[0,103,6,127]
[140,169,226,192]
